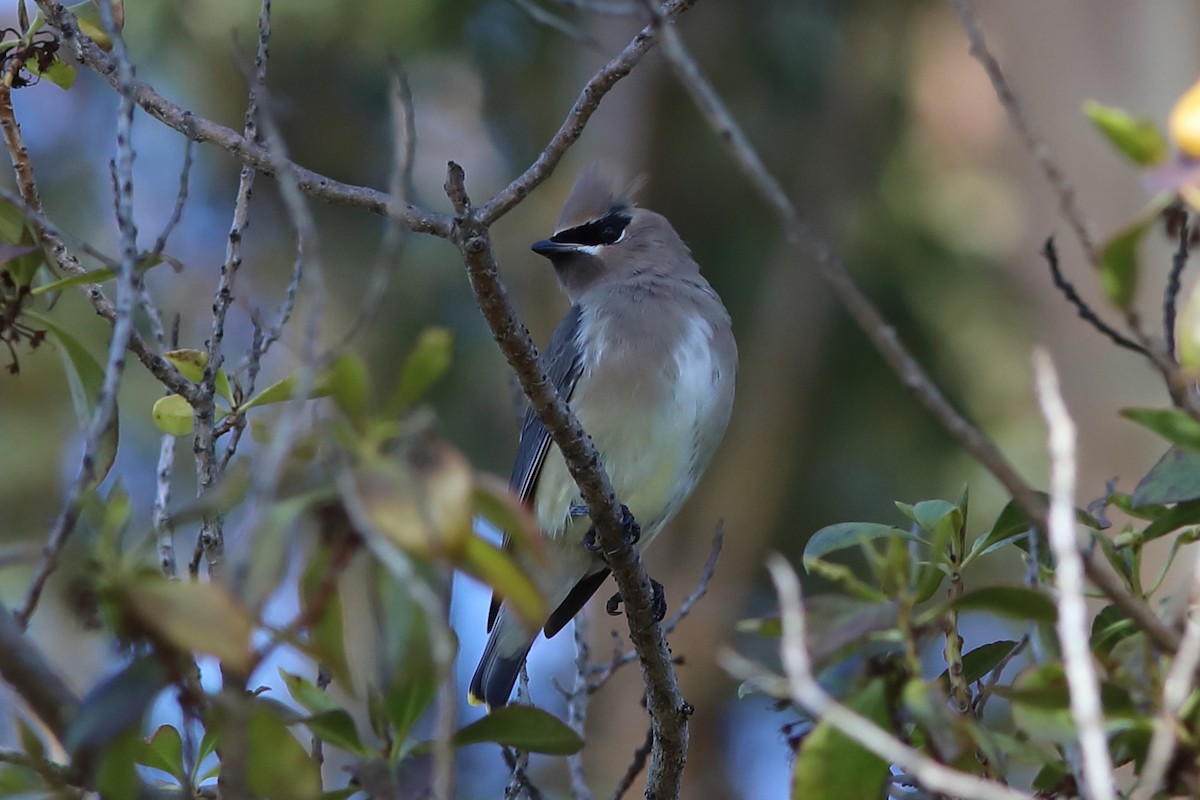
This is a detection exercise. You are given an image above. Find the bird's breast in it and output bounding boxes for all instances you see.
[533,304,734,544]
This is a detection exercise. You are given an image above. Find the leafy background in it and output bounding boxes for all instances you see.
[2,1,1199,796]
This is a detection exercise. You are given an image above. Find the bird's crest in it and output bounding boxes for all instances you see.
[556,164,646,231]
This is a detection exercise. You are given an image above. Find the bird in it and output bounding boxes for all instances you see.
[468,166,737,710]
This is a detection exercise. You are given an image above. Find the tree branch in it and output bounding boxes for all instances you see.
[0,600,80,743]
[643,0,1183,656]
[1033,350,1116,800]
[754,556,1034,800]
[446,159,691,799]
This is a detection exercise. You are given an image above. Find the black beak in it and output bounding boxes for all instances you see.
[531,239,577,257]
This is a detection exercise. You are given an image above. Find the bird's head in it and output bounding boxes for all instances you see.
[531,166,694,302]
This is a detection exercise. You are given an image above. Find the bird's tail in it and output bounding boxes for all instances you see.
[468,612,536,710]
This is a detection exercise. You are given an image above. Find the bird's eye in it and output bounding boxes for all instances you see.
[600,225,620,243]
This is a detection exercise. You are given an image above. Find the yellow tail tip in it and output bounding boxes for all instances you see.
[466,691,489,710]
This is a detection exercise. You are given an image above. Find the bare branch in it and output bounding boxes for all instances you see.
[606,725,654,800]
[1033,350,1116,800]
[479,0,697,224]
[566,612,595,800]
[1132,545,1200,800]
[446,155,691,797]
[0,600,80,743]
[643,0,1183,656]
[154,433,178,578]
[34,0,454,237]
[760,555,1034,800]
[588,525,722,692]
[1165,215,1191,360]
[508,0,605,50]
[945,0,1098,264]
[1041,238,1150,357]
[16,0,141,627]
[332,65,417,351]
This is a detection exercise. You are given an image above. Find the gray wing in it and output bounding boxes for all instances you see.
[488,305,585,631]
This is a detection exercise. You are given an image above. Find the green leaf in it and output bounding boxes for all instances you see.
[0,199,42,287]
[297,542,353,688]
[802,522,918,567]
[120,577,255,672]
[302,710,369,757]
[15,717,45,763]
[327,352,370,430]
[919,586,1056,626]
[1142,497,1200,542]
[137,725,185,784]
[152,394,195,436]
[387,327,454,416]
[802,557,889,603]
[791,679,890,800]
[26,311,118,487]
[1002,663,1140,744]
[192,728,219,785]
[280,670,340,715]
[938,640,1019,688]
[31,253,179,297]
[1091,605,1137,655]
[736,616,782,637]
[162,349,232,405]
[1099,216,1154,311]
[457,534,545,628]
[340,443,475,560]
[473,474,543,564]
[243,702,323,800]
[386,671,437,745]
[1133,447,1200,506]
[95,728,142,800]
[240,353,362,411]
[965,500,1035,566]
[27,56,76,89]
[1083,101,1169,166]
[1121,408,1200,450]
[451,706,582,755]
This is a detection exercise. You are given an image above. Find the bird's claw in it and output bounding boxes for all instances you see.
[605,577,666,623]
[583,504,640,554]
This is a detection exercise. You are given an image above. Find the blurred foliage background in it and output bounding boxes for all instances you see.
[2,1,1200,797]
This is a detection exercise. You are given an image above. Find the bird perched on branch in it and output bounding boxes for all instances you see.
[469,166,737,710]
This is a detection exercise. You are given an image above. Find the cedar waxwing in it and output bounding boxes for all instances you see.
[468,167,737,710]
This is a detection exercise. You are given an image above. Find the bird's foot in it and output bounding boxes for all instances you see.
[583,504,641,553]
[605,577,667,623]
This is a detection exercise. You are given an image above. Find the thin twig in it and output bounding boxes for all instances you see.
[1032,349,1116,800]
[945,0,1098,265]
[606,725,654,800]
[1041,238,1150,356]
[508,0,605,50]
[153,433,178,578]
[948,0,1198,419]
[0,600,80,744]
[588,526,722,692]
[501,747,546,800]
[332,65,416,352]
[1165,217,1191,360]
[479,0,697,225]
[1130,547,1200,800]
[35,0,454,237]
[645,0,1182,656]
[566,609,594,800]
[194,0,272,580]
[16,0,141,627]
[758,555,1033,800]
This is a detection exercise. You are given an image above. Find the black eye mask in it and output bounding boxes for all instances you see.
[550,211,632,247]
